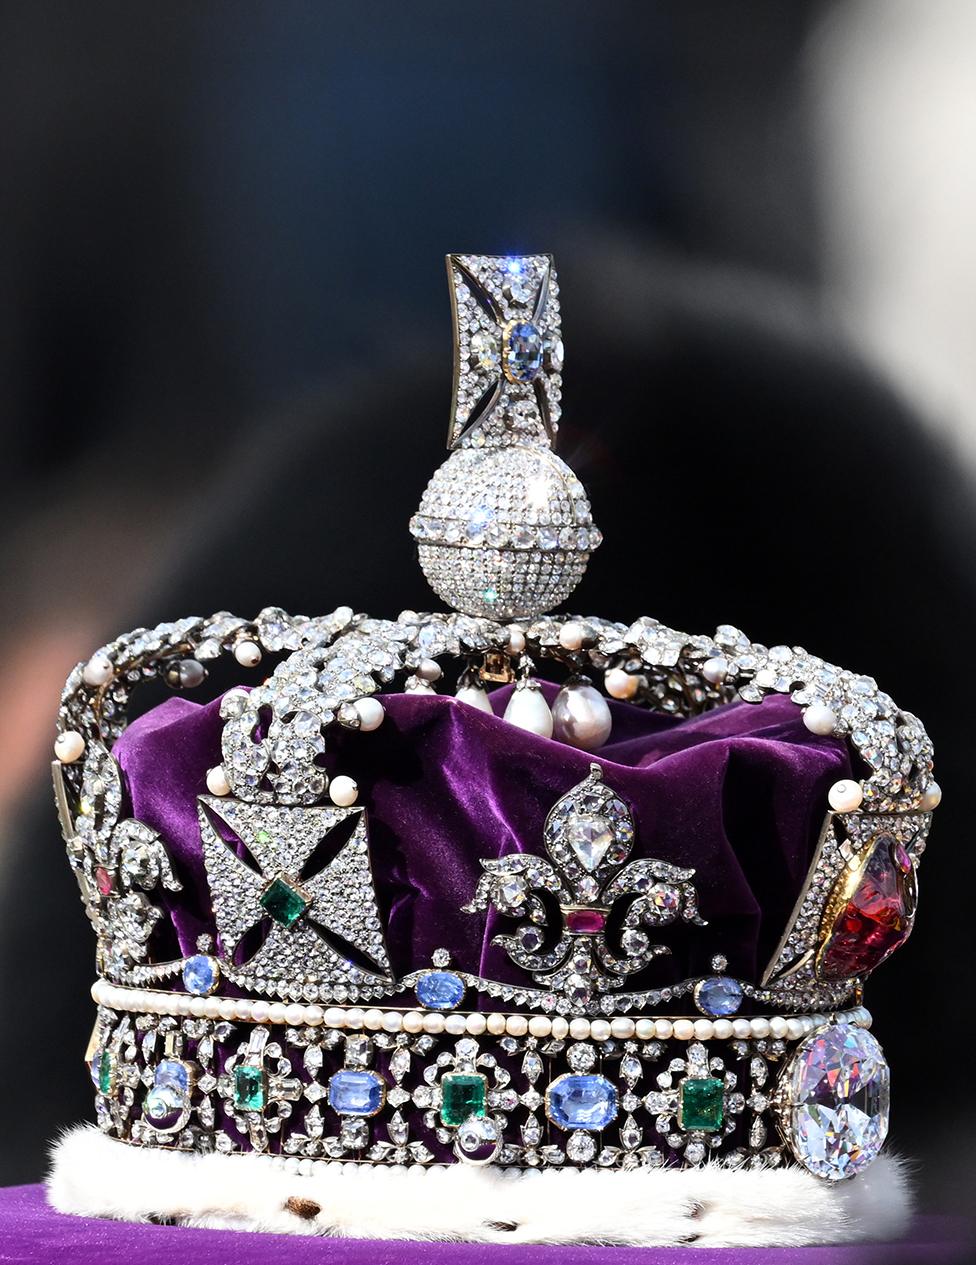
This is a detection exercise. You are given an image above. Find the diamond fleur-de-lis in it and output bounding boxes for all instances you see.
[197,795,393,997]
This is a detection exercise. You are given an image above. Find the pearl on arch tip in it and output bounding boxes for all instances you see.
[803,703,837,736]
[234,640,262,668]
[54,730,85,763]
[329,775,358,807]
[82,653,114,688]
[702,656,728,685]
[604,668,638,700]
[354,697,385,731]
[828,779,863,813]
[206,765,231,797]
[920,781,942,811]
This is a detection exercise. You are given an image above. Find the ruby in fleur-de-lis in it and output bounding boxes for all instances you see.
[463,765,705,1005]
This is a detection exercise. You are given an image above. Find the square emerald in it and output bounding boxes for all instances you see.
[233,1064,267,1111]
[259,874,309,927]
[678,1077,725,1132]
[440,1072,487,1126]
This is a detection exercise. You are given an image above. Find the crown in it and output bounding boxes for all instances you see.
[47,254,938,1245]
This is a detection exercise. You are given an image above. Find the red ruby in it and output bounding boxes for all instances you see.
[95,866,114,896]
[565,908,607,935]
[819,835,915,981]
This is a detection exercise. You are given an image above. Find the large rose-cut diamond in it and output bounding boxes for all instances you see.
[818,834,916,981]
[783,1023,889,1180]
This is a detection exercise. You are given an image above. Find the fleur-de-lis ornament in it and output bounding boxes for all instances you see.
[463,765,705,1007]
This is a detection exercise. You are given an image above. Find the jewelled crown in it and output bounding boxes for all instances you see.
[52,253,938,1188]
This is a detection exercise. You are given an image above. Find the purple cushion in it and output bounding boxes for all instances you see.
[113,683,849,998]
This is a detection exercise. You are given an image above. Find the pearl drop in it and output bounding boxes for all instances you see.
[417,658,442,682]
[82,653,114,687]
[507,626,526,654]
[55,730,85,763]
[920,781,942,811]
[206,765,231,797]
[552,679,612,751]
[329,775,358,807]
[702,656,728,685]
[234,640,262,668]
[604,668,638,700]
[178,659,207,689]
[503,685,553,738]
[828,779,863,813]
[558,622,585,651]
[456,684,494,715]
[803,703,836,736]
[355,697,385,731]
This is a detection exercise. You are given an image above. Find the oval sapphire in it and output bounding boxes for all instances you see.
[546,1074,618,1132]
[182,954,219,996]
[415,970,466,1010]
[503,321,544,384]
[694,976,743,1017]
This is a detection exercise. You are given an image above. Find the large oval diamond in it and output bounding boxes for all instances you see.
[781,1023,889,1180]
[817,834,916,981]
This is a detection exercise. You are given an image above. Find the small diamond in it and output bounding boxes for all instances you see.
[566,1131,597,1162]
[470,330,500,371]
[144,1084,185,1123]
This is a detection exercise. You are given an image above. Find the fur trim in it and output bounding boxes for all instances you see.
[47,1124,912,1247]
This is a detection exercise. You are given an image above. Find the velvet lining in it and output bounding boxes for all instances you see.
[113,686,850,999]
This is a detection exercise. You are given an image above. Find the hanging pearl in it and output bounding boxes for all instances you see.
[552,678,613,751]
[604,668,638,700]
[506,626,526,655]
[456,684,494,715]
[354,697,385,731]
[54,730,85,763]
[920,781,942,810]
[234,640,262,668]
[803,703,836,735]
[503,684,553,738]
[416,658,442,682]
[828,779,863,813]
[329,775,358,807]
[702,656,728,685]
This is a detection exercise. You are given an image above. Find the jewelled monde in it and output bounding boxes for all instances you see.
[328,1068,385,1117]
[440,1072,487,1126]
[546,1074,618,1131]
[783,1023,889,1180]
[678,1077,724,1132]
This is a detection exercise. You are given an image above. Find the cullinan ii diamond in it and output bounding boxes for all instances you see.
[781,1023,889,1180]
[567,813,614,872]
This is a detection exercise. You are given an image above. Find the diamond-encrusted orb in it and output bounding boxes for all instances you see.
[411,445,601,620]
[781,1023,890,1180]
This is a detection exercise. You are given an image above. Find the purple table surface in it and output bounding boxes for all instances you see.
[1,1185,972,1265]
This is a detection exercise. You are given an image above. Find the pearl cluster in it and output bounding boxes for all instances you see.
[91,979,870,1043]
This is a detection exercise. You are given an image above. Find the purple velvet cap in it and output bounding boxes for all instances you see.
[112,683,850,1001]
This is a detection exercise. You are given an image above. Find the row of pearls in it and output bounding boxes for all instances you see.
[90,981,870,1042]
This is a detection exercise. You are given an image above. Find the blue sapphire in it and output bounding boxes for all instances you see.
[328,1069,385,1117]
[546,1074,618,1132]
[695,976,744,1017]
[504,321,544,384]
[415,971,466,1010]
[155,1059,190,1092]
[182,954,219,996]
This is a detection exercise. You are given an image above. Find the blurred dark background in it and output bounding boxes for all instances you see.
[0,0,973,1221]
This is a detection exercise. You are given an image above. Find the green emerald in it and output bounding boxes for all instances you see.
[233,1064,266,1111]
[440,1073,487,1126]
[97,1050,114,1096]
[259,874,309,927]
[678,1077,725,1132]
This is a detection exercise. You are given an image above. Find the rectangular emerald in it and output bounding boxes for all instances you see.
[259,874,309,928]
[233,1064,267,1111]
[678,1077,724,1132]
[95,1050,114,1096]
[440,1072,487,1126]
